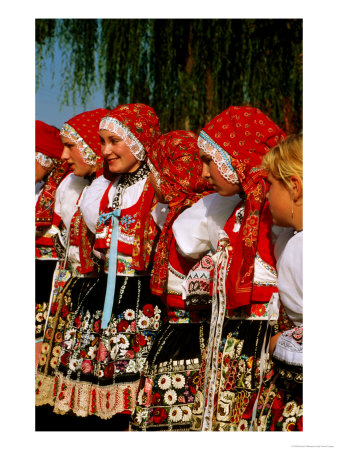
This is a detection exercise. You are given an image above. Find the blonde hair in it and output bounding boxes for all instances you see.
[262,134,303,189]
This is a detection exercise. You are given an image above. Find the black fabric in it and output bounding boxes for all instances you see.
[35,259,58,341]
[66,274,108,318]
[146,321,210,366]
[35,259,57,305]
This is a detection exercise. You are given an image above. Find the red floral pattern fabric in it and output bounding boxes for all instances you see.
[131,179,158,272]
[65,108,110,156]
[148,131,212,295]
[68,204,96,275]
[35,161,71,229]
[103,103,161,155]
[201,106,286,309]
[61,108,109,172]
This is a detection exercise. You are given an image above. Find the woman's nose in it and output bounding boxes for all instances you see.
[201,162,210,179]
[61,146,70,160]
[101,142,111,157]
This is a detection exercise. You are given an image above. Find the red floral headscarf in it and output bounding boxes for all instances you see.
[60,108,110,168]
[199,106,286,309]
[99,103,161,161]
[148,130,213,295]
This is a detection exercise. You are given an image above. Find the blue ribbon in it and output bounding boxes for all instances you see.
[99,209,121,329]
[97,210,119,227]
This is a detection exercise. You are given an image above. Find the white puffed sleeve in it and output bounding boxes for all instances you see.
[172,193,241,260]
[54,173,89,232]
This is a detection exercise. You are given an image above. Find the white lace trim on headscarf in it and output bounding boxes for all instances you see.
[99,116,146,161]
[60,123,97,166]
[147,158,161,189]
[35,152,56,168]
[198,131,239,184]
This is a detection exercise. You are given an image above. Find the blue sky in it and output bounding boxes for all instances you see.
[35,46,105,129]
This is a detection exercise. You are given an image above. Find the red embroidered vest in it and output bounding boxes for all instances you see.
[94,182,146,274]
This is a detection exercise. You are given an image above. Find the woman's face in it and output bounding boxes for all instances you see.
[266,173,293,227]
[99,129,141,174]
[60,136,95,177]
[199,148,242,197]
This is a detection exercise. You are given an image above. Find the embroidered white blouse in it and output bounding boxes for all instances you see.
[172,192,277,285]
[172,192,279,320]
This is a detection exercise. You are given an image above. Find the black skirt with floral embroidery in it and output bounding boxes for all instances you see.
[36,274,164,420]
[190,318,275,431]
[35,275,106,408]
[130,311,210,431]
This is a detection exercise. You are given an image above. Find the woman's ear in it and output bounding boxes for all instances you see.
[289,175,303,202]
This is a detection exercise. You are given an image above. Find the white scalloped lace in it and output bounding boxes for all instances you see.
[197,133,239,184]
[35,152,56,168]
[147,158,161,189]
[60,124,97,166]
[99,117,145,161]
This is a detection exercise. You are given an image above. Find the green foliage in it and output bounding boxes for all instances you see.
[36,19,302,134]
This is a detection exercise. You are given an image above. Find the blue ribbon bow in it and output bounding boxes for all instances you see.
[97,209,120,227]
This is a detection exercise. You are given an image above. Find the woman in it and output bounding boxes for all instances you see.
[50,104,163,428]
[35,120,71,364]
[172,106,286,431]
[35,108,109,422]
[251,134,303,431]
[130,130,212,431]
